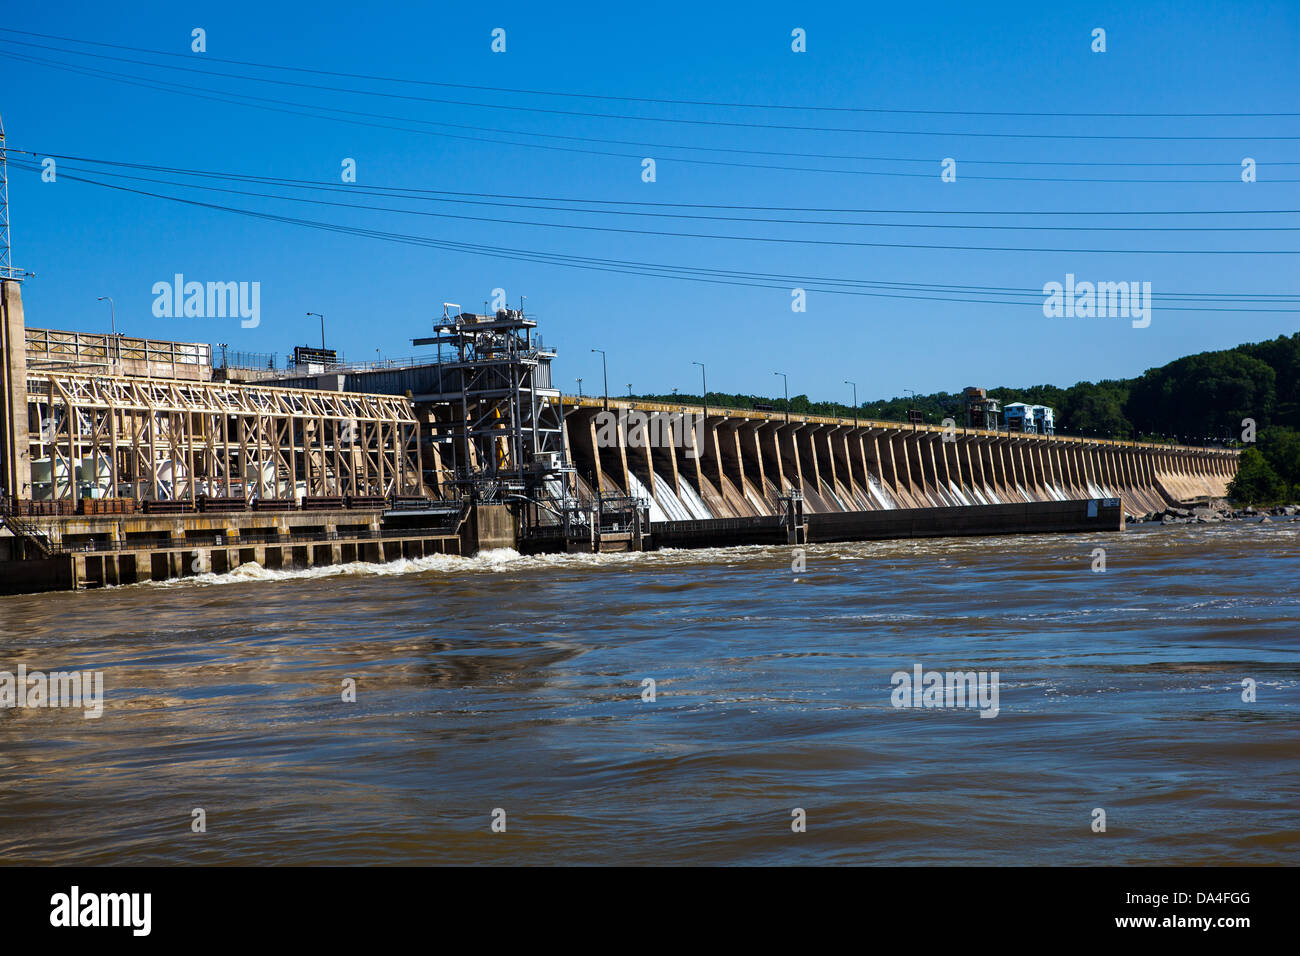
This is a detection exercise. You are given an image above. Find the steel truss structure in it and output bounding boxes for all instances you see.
[416,309,568,496]
[25,372,423,503]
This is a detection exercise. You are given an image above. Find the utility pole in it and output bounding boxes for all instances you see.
[775,371,789,422]
[694,362,708,421]
[844,380,858,428]
[97,296,117,368]
[576,377,584,399]
[307,312,325,351]
[591,348,608,410]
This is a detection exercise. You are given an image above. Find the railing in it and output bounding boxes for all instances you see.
[26,328,211,368]
[0,498,56,557]
[221,350,280,371]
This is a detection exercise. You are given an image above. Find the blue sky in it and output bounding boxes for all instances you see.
[1,0,1296,402]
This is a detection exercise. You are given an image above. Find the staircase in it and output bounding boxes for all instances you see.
[0,500,57,557]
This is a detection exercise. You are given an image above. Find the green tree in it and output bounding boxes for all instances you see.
[1061,380,1131,438]
[1259,426,1300,497]
[1127,350,1276,440]
[1227,447,1286,505]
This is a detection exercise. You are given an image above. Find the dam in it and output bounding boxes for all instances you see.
[0,281,1237,594]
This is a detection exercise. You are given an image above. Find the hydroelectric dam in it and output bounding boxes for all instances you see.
[0,282,1237,595]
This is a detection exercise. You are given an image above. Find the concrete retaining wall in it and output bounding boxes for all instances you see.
[650,497,1123,551]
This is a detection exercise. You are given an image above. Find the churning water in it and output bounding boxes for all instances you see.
[1,520,1297,864]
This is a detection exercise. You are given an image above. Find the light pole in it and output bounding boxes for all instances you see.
[591,348,608,410]
[844,380,858,428]
[306,312,325,351]
[904,388,917,429]
[96,296,116,367]
[774,371,789,422]
[693,362,708,420]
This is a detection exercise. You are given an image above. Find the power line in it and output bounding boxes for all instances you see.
[11,158,1298,310]
[21,151,1300,215]
[5,38,1300,144]
[21,152,1300,235]
[10,158,1295,254]
[8,49,1298,187]
[1,26,1295,119]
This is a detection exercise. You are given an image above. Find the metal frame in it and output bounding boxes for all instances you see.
[23,371,423,504]
[415,308,569,497]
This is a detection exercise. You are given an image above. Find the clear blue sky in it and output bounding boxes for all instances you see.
[1,0,1296,403]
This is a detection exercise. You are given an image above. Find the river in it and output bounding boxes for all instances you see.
[1,520,1297,864]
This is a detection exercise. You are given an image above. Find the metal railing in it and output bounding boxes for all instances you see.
[26,328,211,368]
[0,499,56,557]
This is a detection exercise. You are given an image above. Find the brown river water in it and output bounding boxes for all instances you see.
[1,519,1297,865]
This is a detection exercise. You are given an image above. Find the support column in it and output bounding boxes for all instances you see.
[0,280,31,503]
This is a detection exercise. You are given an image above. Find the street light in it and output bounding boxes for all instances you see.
[96,296,117,367]
[774,371,789,422]
[693,362,708,420]
[844,379,858,428]
[306,312,325,350]
[591,348,608,410]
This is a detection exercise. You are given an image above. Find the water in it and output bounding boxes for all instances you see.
[674,474,713,520]
[625,470,669,524]
[1,520,1297,865]
[650,470,694,523]
[866,473,898,510]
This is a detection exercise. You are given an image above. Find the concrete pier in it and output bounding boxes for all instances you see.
[0,506,466,595]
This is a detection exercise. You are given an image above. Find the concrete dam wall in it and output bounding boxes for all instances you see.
[562,399,1236,521]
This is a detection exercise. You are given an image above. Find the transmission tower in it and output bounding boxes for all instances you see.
[0,114,25,281]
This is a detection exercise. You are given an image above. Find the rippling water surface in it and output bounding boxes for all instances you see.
[1,520,1298,865]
